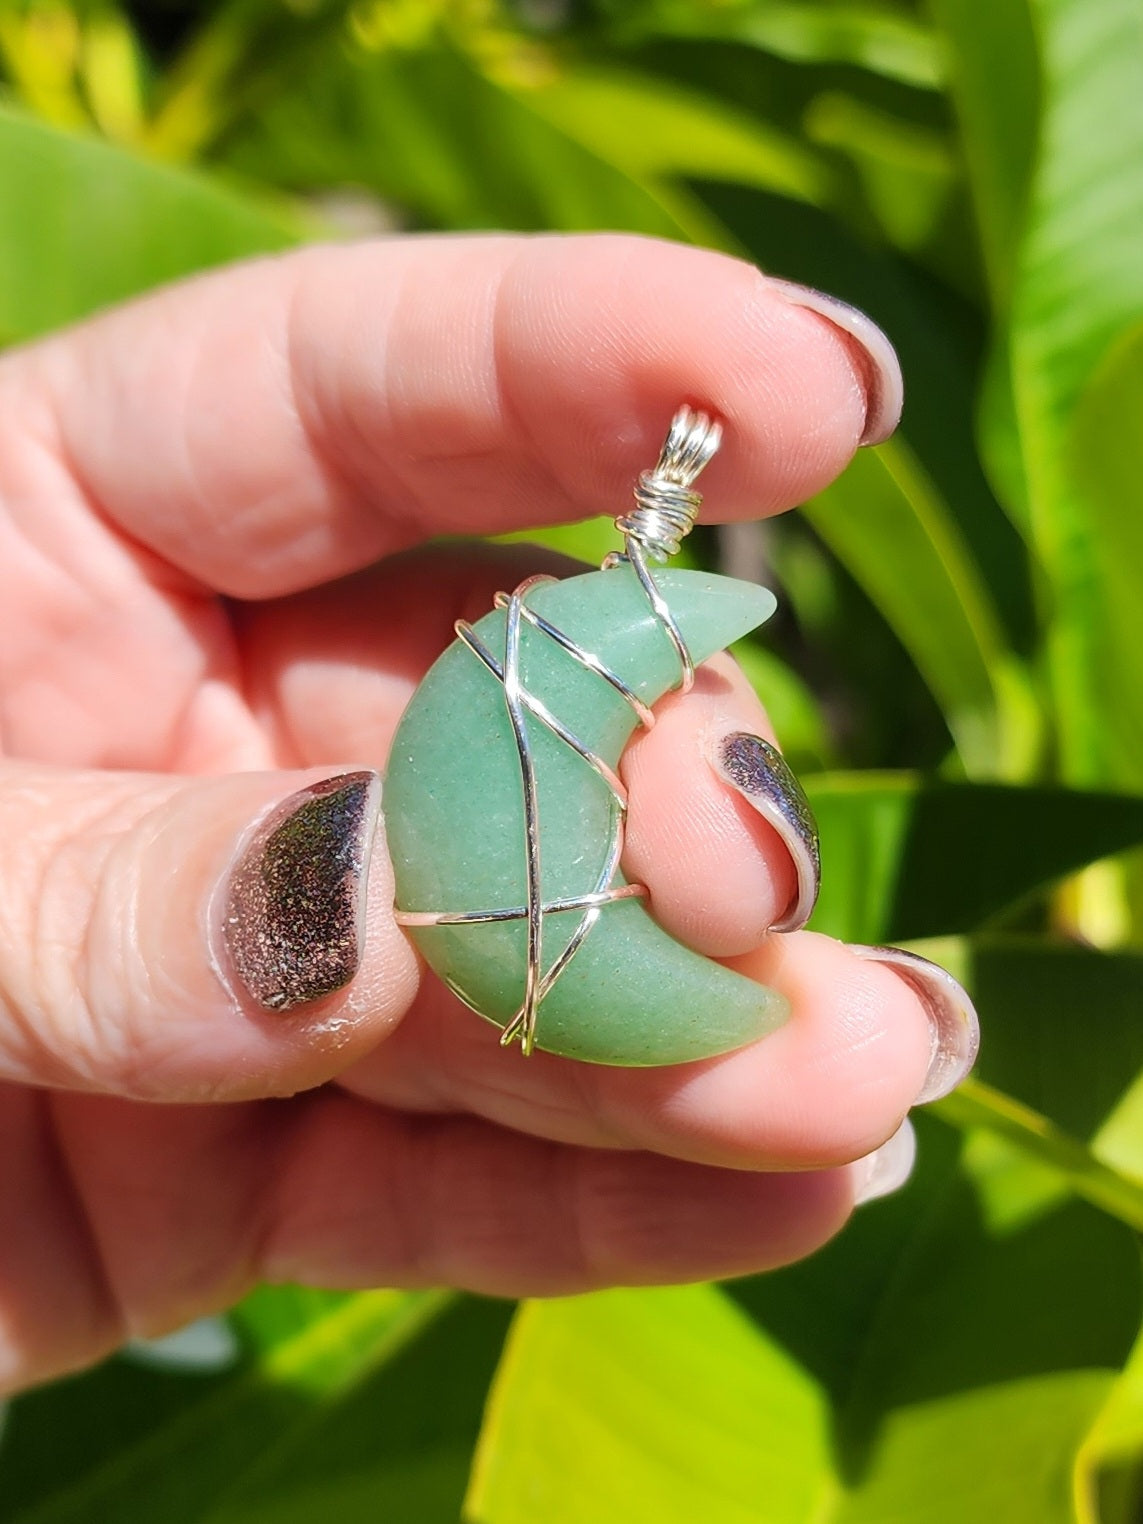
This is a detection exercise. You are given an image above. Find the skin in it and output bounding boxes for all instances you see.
[0,233,934,1395]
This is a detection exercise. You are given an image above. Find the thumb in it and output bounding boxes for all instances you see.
[0,765,418,1100]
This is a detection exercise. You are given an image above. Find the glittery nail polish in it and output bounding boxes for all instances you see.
[850,944,980,1103]
[713,732,821,932]
[223,771,381,1013]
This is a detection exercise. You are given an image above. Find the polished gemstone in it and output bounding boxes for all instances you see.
[385,564,788,1065]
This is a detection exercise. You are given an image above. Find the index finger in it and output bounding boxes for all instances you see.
[1,234,900,598]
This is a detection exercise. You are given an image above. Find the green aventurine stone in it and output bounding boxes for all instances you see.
[384,564,790,1065]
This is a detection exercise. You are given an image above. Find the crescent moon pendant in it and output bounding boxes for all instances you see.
[385,408,793,1066]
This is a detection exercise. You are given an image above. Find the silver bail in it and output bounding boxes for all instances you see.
[615,405,722,562]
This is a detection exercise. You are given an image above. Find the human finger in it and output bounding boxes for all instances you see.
[620,649,816,957]
[232,541,582,768]
[0,560,803,1110]
[0,764,418,1099]
[259,1092,859,1296]
[8,1084,866,1391]
[3,234,901,599]
[344,929,969,1171]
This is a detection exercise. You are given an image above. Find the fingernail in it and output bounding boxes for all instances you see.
[850,945,980,1103]
[223,771,381,1012]
[766,278,903,445]
[713,732,820,932]
[851,1118,916,1205]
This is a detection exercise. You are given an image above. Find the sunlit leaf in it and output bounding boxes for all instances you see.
[521,66,835,207]
[1002,0,1143,779]
[1068,323,1143,791]
[0,104,300,343]
[932,939,1143,1228]
[195,1296,513,1524]
[80,6,146,146]
[930,0,1039,315]
[1076,1325,1143,1524]
[469,1116,1140,1523]
[470,1283,832,1523]
[932,938,1143,1243]
[636,1,943,89]
[931,0,1040,520]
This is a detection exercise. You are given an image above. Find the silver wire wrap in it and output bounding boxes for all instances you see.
[615,404,722,561]
[604,404,721,695]
[394,407,721,1055]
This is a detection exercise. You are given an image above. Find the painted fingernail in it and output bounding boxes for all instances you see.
[851,1118,916,1205]
[766,278,903,445]
[850,945,980,1103]
[223,771,381,1012]
[713,732,820,932]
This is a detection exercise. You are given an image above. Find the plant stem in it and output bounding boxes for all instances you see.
[937,1076,1143,1231]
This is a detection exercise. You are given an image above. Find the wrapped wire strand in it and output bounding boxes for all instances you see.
[393,407,721,1054]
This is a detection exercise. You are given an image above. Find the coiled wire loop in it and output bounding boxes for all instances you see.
[613,404,722,561]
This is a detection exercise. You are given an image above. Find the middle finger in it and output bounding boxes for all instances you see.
[343,931,936,1172]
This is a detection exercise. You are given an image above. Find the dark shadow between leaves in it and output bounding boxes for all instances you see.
[886,785,1143,941]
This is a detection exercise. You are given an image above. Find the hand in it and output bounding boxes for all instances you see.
[0,233,974,1394]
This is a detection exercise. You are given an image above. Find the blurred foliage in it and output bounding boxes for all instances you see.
[2,0,1143,1519]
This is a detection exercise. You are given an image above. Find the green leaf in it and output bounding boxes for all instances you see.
[79,6,147,146]
[0,4,89,132]
[144,0,360,162]
[0,1288,352,1517]
[195,1295,513,1524]
[1014,0,1143,454]
[802,443,1022,775]
[929,938,1143,1238]
[470,1283,832,1523]
[941,1076,1143,1237]
[469,1116,1140,1523]
[223,41,708,242]
[1068,322,1143,791]
[802,90,959,265]
[931,0,1040,533]
[929,0,1040,314]
[960,941,1143,1150]
[0,104,300,343]
[499,516,624,570]
[0,1289,505,1523]
[730,637,833,773]
[693,182,1039,659]
[638,1,944,90]
[521,66,835,209]
[1001,0,1143,779]
[935,940,1143,1227]
[805,773,1143,942]
[1076,1325,1143,1524]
